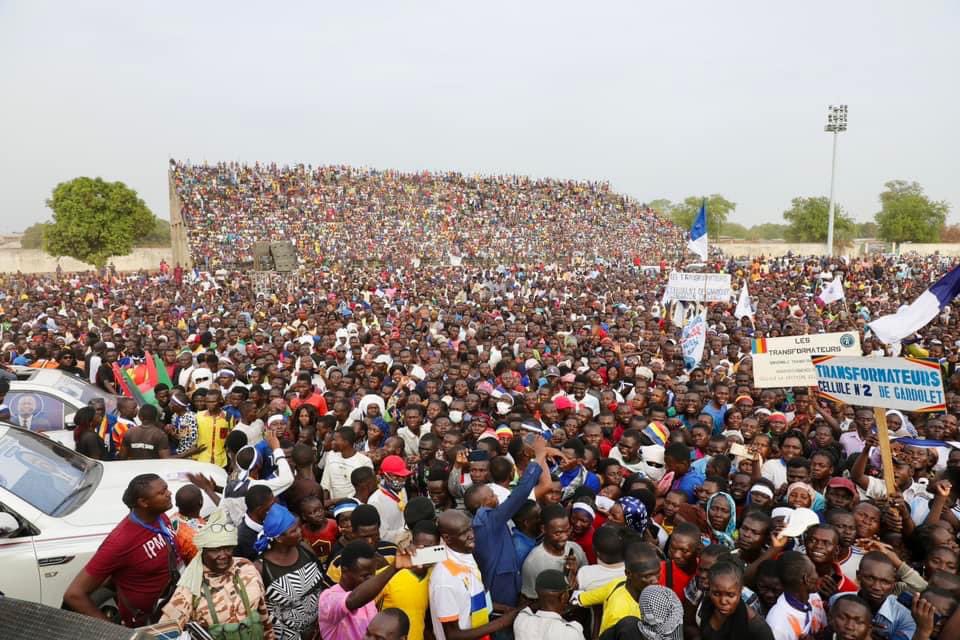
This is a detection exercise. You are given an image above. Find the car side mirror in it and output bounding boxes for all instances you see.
[0,513,20,536]
[64,412,77,430]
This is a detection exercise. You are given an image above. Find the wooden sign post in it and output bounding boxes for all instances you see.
[873,406,897,496]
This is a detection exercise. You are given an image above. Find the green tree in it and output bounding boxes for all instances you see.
[746,223,788,240]
[669,195,736,240]
[782,196,856,246]
[20,222,51,249]
[855,221,878,238]
[721,222,749,239]
[44,177,155,268]
[874,180,949,243]
[647,199,674,216]
[139,218,171,247]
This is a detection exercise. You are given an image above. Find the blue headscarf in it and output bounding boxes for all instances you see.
[618,496,649,534]
[706,492,737,548]
[254,503,298,553]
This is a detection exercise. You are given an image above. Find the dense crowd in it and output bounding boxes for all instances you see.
[2,247,960,640]
[170,160,685,267]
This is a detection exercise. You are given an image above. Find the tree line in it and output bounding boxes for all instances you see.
[651,180,952,248]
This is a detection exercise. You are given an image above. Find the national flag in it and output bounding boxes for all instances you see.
[735,282,753,319]
[752,338,768,354]
[819,277,845,305]
[687,199,708,261]
[870,264,960,344]
[153,353,173,388]
[120,367,157,407]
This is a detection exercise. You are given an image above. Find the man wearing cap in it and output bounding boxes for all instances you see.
[368,455,413,544]
[514,569,584,640]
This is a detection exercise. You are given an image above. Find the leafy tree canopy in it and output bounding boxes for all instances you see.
[782,196,856,246]
[44,177,156,267]
[668,194,736,240]
[874,180,949,243]
[746,223,788,241]
[20,222,51,249]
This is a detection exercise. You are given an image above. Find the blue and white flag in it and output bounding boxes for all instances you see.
[870,264,960,344]
[688,200,708,261]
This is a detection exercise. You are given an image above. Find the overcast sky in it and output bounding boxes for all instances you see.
[1,1,957,233]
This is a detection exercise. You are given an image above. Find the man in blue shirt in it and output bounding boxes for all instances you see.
[665,442,705,504]
[829,552,917,640]
[511,500,541,568]
[464,435,549,608]
[701,382,730,435]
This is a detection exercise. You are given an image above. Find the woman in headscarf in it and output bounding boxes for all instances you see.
[705,492,737,548]
[637,585,684,640]
[785,482,818,510]
[160,510,274,639]
[257,503,323,640]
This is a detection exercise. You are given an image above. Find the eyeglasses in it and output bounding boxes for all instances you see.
[204,523,237,533]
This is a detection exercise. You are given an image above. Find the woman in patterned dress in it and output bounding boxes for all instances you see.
[257,503,324,640]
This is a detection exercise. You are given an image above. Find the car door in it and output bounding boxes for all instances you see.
[0,501,42,601]
[5,391,67,432]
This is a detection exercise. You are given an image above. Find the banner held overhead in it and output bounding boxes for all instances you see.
[751,331,861,388]
[814,356,946,412]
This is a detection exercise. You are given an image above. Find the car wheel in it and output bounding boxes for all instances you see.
[90,587,120,624]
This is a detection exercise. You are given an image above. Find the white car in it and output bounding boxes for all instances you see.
[4,367,123,448]
[0,423,226,611]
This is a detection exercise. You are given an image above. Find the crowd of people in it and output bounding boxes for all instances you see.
[170,160,685,267]
[2,230,960,640]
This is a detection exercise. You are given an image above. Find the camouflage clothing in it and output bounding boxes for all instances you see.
[161,558,275,640]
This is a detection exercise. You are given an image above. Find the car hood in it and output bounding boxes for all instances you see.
[59,460,227,528]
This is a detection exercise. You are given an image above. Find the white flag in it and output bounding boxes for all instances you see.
[734,282,753,319]
[819,277,845,305]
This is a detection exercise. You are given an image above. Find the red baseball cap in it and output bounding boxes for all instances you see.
[380,455,412,477]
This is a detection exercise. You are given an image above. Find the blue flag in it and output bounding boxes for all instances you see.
[688,199,708,260]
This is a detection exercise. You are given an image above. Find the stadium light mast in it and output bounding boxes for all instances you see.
[824,104,848,257]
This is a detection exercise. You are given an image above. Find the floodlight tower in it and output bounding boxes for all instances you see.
[824,104,848,257]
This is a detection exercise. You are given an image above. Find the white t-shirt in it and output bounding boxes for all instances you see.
[609,447,646,476]
[766,592,827,640]
[429,548,492,640]
[233,419,264,445]
[576,561,626,591]
[367,486,408,544]
[761,459,788,490]
[320,451,374,501]
[514,608,585,640]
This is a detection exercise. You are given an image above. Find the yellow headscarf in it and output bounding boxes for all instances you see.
[177,510,239,597]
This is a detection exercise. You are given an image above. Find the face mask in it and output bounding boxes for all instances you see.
[384,477,406,493]
[449,410,463,424]
[496,401,512,416]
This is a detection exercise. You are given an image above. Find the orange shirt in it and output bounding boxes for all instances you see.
[290,392,328,415]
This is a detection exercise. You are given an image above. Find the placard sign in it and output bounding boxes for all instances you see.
[662,272,732,303]
[751,332,861,388]
[814,356,946,412]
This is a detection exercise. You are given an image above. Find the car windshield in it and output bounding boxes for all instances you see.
[0,424,102,516]
[48,372,118,414]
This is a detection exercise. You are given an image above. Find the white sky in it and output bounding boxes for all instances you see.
[1,1,957,233]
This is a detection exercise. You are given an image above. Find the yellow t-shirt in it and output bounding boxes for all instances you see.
[576,578,640,635]
[193,411,230,467]
[379,568,431,640]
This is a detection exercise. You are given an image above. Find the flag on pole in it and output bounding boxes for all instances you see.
[870,264,960,344]
[734,282,753,319]
[687,200,708,261]
[818,277,845,305]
